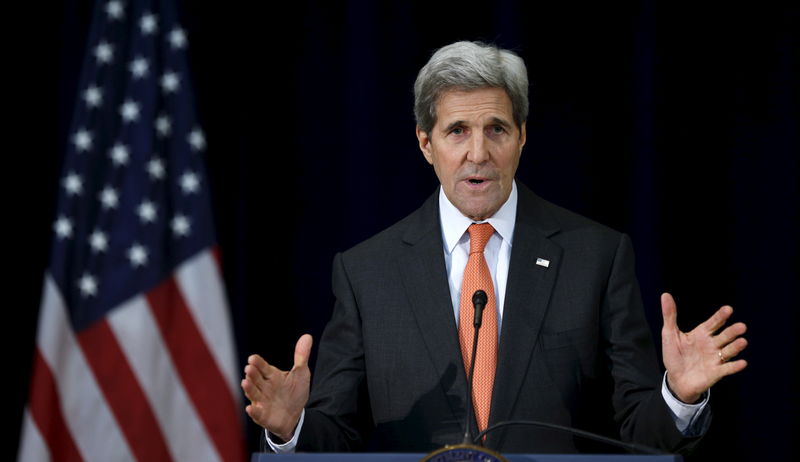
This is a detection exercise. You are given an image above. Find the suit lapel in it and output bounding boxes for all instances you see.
[487,185,562,448]
[397,191,471,432]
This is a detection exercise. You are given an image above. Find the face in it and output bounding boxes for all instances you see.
[417,87,526,221]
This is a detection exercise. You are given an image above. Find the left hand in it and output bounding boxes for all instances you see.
[661,292,748,403]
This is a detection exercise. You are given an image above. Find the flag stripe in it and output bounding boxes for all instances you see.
[108,294,222,462]
[36,276,135,461]
[176,249,240,397]
[19,409,53,462]
[77,319,174,462]
[25,352,81,462]
[147,276,245,462]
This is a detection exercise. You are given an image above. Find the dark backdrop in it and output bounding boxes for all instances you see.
[10,1,797,461]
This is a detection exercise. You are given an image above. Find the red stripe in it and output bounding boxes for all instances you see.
[27,348,84,462]
[147,277,245,462]
[77,319,173,462]
[211,246,222,267]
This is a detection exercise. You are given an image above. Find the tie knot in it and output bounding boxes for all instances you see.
[468,223,494,254]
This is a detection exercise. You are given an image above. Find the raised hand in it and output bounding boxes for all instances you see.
[660,293,748,404]
[241,334,313,441]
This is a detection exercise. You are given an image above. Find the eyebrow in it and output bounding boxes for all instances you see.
[489,117,513,129]
[441,117,513,134]
[442,120,466,134]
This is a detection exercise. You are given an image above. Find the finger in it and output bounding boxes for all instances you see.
[699,305,733,334]
[660,293,678,333]
[244,365,277,398]
[241,376,265,403]
[720,359,748,377]
[244,364,269,387]
[245,403,266,426]
[720,337,748,362]
[293,334,313,370]
[249,354,279,380]
[714,322,747,348]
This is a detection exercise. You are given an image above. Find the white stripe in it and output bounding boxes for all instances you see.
[107,295,222,462]
[17,409,51,462]
[175,250,240,399]
[37,274,135,462]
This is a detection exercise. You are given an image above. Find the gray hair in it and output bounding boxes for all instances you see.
[413,41,529,134]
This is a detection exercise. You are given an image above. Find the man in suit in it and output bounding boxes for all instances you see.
[241,41,748,454]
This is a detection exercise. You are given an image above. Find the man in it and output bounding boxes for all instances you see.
[241,41,748,453]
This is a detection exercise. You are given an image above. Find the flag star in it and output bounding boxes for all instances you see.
[72,129,93,152]
[155,114,172,137]
[137,200,158,223]
[78,273,98,297]
[160,71,180,93]
[129,57,149,79]
[99,186,119,210]
[54,216,73,239]
[83,85,102,108]
[120,99,140,123]
[188,128,206,151]
[171,214,191,237]
[180,172,200,194]
[147,157,166,180]
[105,1,124,20]
[94,41,114,64]
[62,172,83,196]
[89,230,109,253]
[140,13,158,35]
[127,243,149,267]
[110,143,130,166]
[168,27,187,49]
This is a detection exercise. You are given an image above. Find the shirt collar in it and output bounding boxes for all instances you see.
[439,180,518,255]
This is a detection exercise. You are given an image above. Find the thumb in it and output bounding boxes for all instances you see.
[293,334,313,370]
[661,292,678,333]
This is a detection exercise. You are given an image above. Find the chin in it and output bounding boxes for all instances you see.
[460,204,497,221]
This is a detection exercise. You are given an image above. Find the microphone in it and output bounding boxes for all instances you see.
[472,290,487,328]
[462,289,488,445]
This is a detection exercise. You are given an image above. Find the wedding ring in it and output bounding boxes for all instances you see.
[718,350,726,363]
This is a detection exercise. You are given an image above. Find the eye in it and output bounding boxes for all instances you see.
[490,125,505,135]
[450,127,464,136]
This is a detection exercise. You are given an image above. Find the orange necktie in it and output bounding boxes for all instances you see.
[458,222,498,435]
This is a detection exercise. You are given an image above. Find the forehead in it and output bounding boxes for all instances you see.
[434,87,514,126]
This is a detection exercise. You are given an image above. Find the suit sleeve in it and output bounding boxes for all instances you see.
[296,252,373,451]
[603,233,702,453]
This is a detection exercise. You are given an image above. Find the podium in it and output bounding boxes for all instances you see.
[252,454,682,462]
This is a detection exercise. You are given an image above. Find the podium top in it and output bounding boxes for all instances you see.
[251,453,682,462]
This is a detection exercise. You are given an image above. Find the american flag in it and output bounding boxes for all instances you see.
[18,1,245,461]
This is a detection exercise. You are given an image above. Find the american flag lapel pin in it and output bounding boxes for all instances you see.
[536,257,550,268]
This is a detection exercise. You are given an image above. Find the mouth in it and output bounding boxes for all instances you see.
[462,176,493,190]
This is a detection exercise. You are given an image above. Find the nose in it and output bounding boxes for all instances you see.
[466,131,490,164]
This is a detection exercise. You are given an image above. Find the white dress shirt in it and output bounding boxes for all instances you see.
[267,180,709,452]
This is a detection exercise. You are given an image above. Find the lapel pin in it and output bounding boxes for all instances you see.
[536,258,550,268]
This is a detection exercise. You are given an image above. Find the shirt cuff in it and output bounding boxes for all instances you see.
[265,409,305,454]
[661,372,711,436]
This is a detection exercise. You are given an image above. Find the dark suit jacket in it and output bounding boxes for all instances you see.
[296,182,699,453]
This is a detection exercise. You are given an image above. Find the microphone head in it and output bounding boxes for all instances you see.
[472,290,487,307]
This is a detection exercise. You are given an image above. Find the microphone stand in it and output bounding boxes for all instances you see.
[462,289,487,445]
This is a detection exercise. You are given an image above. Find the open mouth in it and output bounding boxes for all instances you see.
[468,179,485,184]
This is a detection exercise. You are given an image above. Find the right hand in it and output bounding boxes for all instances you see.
[242,334,313,441]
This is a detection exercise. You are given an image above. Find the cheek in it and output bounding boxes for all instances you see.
[503,148,523,174]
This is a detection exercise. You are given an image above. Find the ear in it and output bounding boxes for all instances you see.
[416,126,434,165]
[519,122,527,152]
